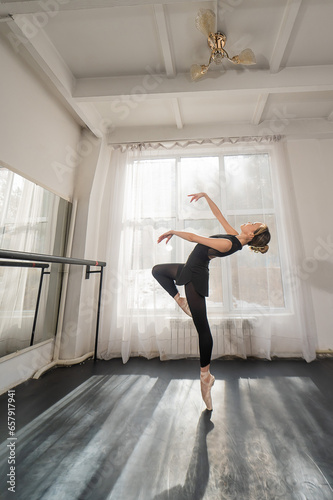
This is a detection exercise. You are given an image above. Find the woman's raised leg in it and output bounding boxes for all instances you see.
[152,263,182,297]
[152,264,191,316]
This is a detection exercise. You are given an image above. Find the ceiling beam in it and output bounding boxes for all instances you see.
[6,14,104,136]
[153,4,175,78]
[251,93,269,125]
[171,98,183,129]
[73,65,333,101]
[270,0,302,74]
[107,119,333,145]
[7,15,74,95]
[0,0,210,15]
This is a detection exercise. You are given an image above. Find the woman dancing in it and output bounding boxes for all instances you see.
[152,192,271,411]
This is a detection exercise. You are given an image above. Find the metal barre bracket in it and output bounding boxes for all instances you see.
[85,264,103,280]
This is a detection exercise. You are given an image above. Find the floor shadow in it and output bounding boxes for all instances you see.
[0,374,170,500]
[153,409,214,500]
[221,367,333,499]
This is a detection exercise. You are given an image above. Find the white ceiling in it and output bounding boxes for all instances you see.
[1,0,333,144]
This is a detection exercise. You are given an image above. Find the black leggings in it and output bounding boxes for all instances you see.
[152,264,213,368]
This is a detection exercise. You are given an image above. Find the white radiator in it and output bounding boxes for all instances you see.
[169,317,254,359]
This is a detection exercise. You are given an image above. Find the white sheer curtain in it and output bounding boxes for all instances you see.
[0,168,60,356]
[100,150,172,361]
[99,139,317,363]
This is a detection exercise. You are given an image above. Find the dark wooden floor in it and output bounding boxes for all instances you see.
[1,357,333,500]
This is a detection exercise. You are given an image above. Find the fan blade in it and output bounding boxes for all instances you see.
[190,64,208,81]
[231,48,256,65]
[195,9,216,37]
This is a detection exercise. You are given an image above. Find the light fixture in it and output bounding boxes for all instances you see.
[191,9,256,81]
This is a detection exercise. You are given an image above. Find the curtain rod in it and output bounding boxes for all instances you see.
[110,135,283,152]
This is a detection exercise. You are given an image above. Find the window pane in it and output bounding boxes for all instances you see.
[183,218,220,254]
[178,157,220,219]
[129,219,177,271]
[125,218,179,311]
[228,214,285,309]
[130,159,176,219]
[0,168,10,213]
[225,154,274,211]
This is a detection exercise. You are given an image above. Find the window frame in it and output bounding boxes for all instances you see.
[130,144,290,317]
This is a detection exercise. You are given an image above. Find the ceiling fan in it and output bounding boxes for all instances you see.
[191,9,256,81]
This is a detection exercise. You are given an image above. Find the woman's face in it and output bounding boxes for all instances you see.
[240,222,264,236]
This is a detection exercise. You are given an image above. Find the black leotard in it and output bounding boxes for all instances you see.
[176,234,243,297]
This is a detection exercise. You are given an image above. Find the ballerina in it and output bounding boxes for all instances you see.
[152,192,270,410]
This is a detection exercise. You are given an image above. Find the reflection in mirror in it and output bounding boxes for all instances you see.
[0,166,71,357]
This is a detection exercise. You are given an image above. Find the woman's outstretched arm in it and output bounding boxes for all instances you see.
[188,193,238,235]
[157,230,233,253]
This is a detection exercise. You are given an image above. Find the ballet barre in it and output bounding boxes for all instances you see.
[0,249,106,361]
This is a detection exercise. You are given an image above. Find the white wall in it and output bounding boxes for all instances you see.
[286,138,333,350]
[0,341,54,395]
[0,30,81,389]
[59,133,111,359]
[0,33,81,200]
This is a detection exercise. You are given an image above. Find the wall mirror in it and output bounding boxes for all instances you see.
[0,165,71,358]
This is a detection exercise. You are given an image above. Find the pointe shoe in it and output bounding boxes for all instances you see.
[200,373,215,410]
[174,295,192,317]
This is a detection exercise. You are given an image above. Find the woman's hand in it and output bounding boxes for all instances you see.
[157,230,174,244]
[188,192,206,203]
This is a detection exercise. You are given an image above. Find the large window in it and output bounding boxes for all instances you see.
[124,150,285,316]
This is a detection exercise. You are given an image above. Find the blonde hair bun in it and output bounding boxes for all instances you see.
[250,245,269,254]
